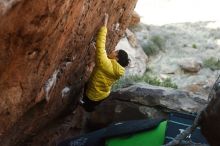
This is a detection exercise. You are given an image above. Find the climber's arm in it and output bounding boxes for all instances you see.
[104,13,108,27]
[95,14,111,67]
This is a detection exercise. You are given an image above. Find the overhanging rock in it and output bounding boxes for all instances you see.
[0,0,138,145]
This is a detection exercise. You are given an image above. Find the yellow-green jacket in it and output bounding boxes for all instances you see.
[86,26,125,101]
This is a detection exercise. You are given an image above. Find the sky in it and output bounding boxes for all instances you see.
[135,0,220,25]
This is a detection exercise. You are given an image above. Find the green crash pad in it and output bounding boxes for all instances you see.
[105,121,167,146]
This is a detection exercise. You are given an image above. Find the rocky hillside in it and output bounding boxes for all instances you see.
[0,0,138,145]
[131,21,220,97]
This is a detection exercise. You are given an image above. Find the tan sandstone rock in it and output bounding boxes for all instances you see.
[0,0,137,145]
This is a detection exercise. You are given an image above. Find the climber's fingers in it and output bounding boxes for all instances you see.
[92,42,96,50]
[104,13,109,27]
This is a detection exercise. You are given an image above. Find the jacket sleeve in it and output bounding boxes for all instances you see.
[95,26,112,68]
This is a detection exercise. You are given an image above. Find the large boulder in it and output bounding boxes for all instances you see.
[200,83,220,146]
[0,0,138,145]
[88,83,208,130]
[179,58,202,73]
[111,83,207,113]
[129,11,140,26]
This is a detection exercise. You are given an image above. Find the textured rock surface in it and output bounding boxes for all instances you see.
[113,83,207,113]
[0,0,137,145]
[200,85,220,146]
[178,58,202,73]
[129,11,140,26]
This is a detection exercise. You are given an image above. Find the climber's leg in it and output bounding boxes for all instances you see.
[80,96,102,112]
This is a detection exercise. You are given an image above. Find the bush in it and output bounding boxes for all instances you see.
[160,78,178,89]
[112,73,178,91]
[141,35,165,56]
[192,44,197,49]
[151,35,165,50]
[141,41,160,56]
[183,44,188,47]
[203,57,220,70]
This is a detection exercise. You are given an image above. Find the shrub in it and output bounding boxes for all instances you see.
[192,44,197,49]
[112,73,178,91]
[183,44,188,47]
[160,78,178,89]
[141,35,165,56]
[142,74,161,86]
[203,57,220,70]
[141,41,160,56]
[151,35,165,50]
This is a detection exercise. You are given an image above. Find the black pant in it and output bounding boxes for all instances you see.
[81,95,103,112]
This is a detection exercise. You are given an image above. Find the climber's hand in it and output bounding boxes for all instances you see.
[104,13,109,27]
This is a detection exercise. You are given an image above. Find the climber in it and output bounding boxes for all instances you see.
[80,13,129,112]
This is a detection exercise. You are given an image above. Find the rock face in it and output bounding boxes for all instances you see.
[200,84,220,146]
[129,11,140,26]
[0,0,137,145]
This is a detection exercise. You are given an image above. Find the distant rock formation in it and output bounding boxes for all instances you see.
[0,0,138,145]
[132,22,220,97]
